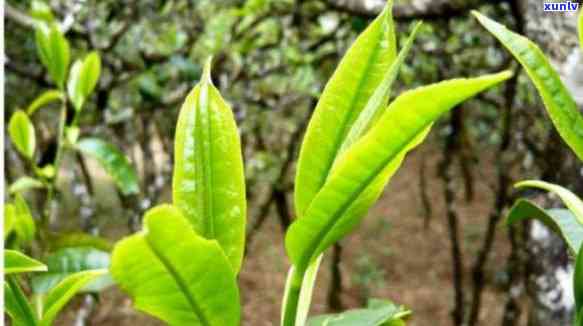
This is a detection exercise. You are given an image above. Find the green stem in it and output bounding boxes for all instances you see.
[44,101,67,225]
[282,266,305,326]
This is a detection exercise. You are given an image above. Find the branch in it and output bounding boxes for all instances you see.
[326,0,508,20]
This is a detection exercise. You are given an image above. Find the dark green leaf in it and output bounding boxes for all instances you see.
[5,277,38,326]
[506,199,582,255]
[76,138,139,195]
[32,247,112,294]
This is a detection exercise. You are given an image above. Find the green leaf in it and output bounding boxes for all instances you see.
[515,180,583,224]
[46,232,112,252]
[12,194,37,246]
[32,247,112,294]
[30,0,54,23]
[506,199,582,255]
[339,21,422,156]
[173,59,246,273]
[27,90,63,115]
[67,52,101,111]
[294,2,397,218]
[473,11,583,161]
[111,205,241,326]
[5,276,38,326]
[39,269,106,326]
[575,243,583,315]
[9,177,45,194]
[5,204,15,239]
[35,23,70,89]
[9,110,36,160]
[307,299,410,326]
[5,250,47,274]
[76,138,139,195]
[286,71,512,270]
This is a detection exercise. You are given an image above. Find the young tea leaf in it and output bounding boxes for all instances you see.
[111,205,241,326]
[12,194,37,246]
[5,277,38,326]
[9,177,45,194]
[34,23,70,90]
[5,250,47,274]
[27,90,63,115]
[294,2,397,218]
[67,52,101,111]
[32,247,112,294]
[286,71,512,270]
[39,269,106,326]
[173,59,246,273]
[9,110,36,160]
[76,138,139,196]
[506,199,583,255]
[473,11,583,161]
[515,180,583,224]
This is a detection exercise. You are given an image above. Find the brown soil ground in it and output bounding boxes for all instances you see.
[58,141,520,326]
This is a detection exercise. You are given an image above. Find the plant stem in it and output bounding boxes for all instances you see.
[44,101,68,226]
[282,266,305,326]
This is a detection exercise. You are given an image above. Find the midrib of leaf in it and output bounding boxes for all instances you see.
[144,236,210,326]
[312,28,387,209]
[197,79,215,238]
[297,123,418,269]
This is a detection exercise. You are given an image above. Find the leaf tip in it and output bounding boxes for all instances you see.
[202,56,214,85]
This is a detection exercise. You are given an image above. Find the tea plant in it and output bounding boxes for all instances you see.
[4,2,137,325]
[473,10,583,325]
[110,2,510,325]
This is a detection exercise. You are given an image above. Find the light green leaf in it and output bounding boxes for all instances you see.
[76,138,139,195]
[286,71,512,270]
[173,59,246,273]
[294,2,397,218]
[111,205,241,326]
[515,180,583,224]
[5,277,38,326]
[5,250,47,274]
[46,232,112,252]
[39,269,106,326]
[576,243,583,315]
[67,52,101,111]
[473,11,583,161]
[35,23,70,89]
[27,90,63,115]
[339,21,422,156]
[307,299,410,326]
[32,247,112,294]
[30,0,54,23]
[9,110,36,160]
[12,194,37,246]
[5,204,15,239]
[281,255,323,326]
[506,199,582,255]
[9,177,45,194]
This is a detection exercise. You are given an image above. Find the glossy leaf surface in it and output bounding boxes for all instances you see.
[34,23,70,89]
[40,269,106,326]
[111,205,241,326]
[32,247,112,294]
[473,11,583,161]
[506,199,582,254]
[67,52,101,111]
[9,110,36,160]
[307,299,409,326]
[516,180,583,224]
[27,90,63,115]
[76,138,139,195]
[5,250,47,274]
[286,71,512,269]
[173,61,246,273]
[294,3,397,218]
